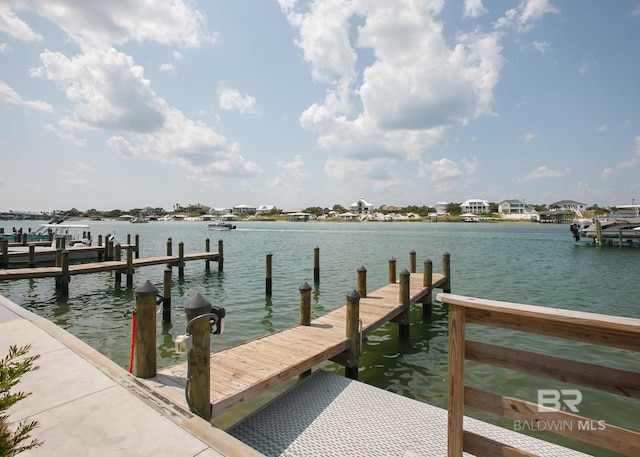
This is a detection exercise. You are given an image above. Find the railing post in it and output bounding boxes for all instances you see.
[205,239,211,271]
[266,252,273,297]
[423,258,433,319]
[299,281,311,326]
[313,246,320,284]
[442,252,451,293]
[133,280,158,379]
[162,267,172,323]
[399,269,410,338]
[345,289,360,380]
[447,304,466,457]
[185,293,212,421]
[388,257,396,284]
[409,249,416,273]
[357,266,367,298]
[178,242,185,278]
[218,239,224,272]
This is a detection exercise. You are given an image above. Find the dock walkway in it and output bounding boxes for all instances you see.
[145,272,445,417]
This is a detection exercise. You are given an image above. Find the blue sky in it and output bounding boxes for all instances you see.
[1,0,639,213]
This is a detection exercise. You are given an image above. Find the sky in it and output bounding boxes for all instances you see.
[1,0,639,213]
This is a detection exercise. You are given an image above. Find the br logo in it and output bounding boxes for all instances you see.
[537,389,582,412]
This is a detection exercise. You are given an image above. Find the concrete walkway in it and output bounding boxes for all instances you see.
[0,295,263,457]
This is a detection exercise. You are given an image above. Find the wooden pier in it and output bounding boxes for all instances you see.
[142,254,450,418]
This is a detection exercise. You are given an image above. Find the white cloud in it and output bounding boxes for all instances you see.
[0,43,8,53]
[464,0,487,19]
[523,132,536,142]
[419,158,463,181]
[285,0,503,174]
[601,168,614,180]
[8,0,207,47]
[595,124,608,133]
[0,80,53,112]
[521,165,570,181]
[217,84,259,114]
[173,51,183,61]
[618,136,640,169]
[276,154,306,179]
[43,123,86,146]
[495,0,559,33]
[159,63,173,72]
[0,4,42,41]
[532,40,549,54]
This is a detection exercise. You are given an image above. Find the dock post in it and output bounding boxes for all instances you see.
[442,252,451,293]
[55,247,62,268]
[265,252,273,297]
[167,237,173,256]
[0,239,7,268]
[178,242,185,278]
[163,267,172,323]
[133,280,158,379]
[126,246,134,288]
[409,250,416,273]
[357,266,367,298]
[313,246,320,284]
[58,250,70,296]
[135,234,140,258]
[595,220,602,245]
[127,234,131,247]
[106,237,113,261]
[185,293,212,421]
[97,235,103,262]
[205,239,210,271]
[423,259,433,319]
[447,304,466,457]
[345,289,361,380]
[299,281,311,326]
[388,257,396,284]
[218,239,224,272]
[114,244,122,286]
[28,244,35,268]
[22,233,28,246]
[398,269,410,338]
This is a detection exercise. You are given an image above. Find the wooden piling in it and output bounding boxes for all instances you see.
[423,258,433,319]
[357,266,367,298]
[595,220,602,245]
[345,289,361,380]
[409,249,416,273]
[98,235,103,261]
[299,281,311,326]
[133,280,158,379]
[0,239,7,268]
[114,244,122,286]
[106,238,113,261]
[178,242,185,278]
[126,246,134,288]
[205,239,211,271]
[162,267,172,323]
[265,252,273,297]
[167,238,173,256]
[28,244,35,268]
[135,234,140,259]
[185,293,212,421]
[388,257,396,284]
[57,250,70,295]
[22,233,28,246]
[398,268,410,338]
[218,239,224,272]
[313,246,320,284]
[442,252,451,293]
[447,304,466,457]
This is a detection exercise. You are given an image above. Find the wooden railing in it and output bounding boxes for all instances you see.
[437,293,640,457]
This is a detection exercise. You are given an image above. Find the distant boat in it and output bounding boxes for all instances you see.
[207,220,236,231]
[130,217,148,223]
[573,205,640,242]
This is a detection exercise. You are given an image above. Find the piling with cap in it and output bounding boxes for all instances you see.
[133,280,158,378]
[388,257,397,284]
[345,289,361,380]
[398,269,410,338]
[163,267,172,323]
[299,282,312,326]
[313,246,320,284]
[357,266,367,298]
[185,293,212,421]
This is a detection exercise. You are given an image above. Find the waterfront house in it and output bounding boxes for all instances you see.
[256,204,278,216]
[232,204,256,215]
[549,200,586,217]
[349,197,374,215]
[460,199,489,214]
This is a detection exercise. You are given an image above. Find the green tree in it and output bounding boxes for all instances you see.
[1,345,42,456]
[446,203,462,215]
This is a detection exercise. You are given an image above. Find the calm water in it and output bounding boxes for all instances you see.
[2,220,639,454]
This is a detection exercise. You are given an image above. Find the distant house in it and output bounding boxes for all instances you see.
[350,197,374,215]
[232,204,256,215]
[549,200,586,217]
[380,205,402,213]
[434,202,448,215]
[211,208,228,216]
[498,199,533,214]
[256,204,278,216]
[461,199,489,214]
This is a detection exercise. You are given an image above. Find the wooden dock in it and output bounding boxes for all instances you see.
[144,268,447,417]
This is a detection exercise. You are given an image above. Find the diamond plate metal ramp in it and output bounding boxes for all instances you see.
[228,370,590,457]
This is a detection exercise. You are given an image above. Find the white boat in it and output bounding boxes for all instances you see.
[572,205,640,242]
[6,223,97,263]
[130,217,148,223]
[207,220,236,231]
